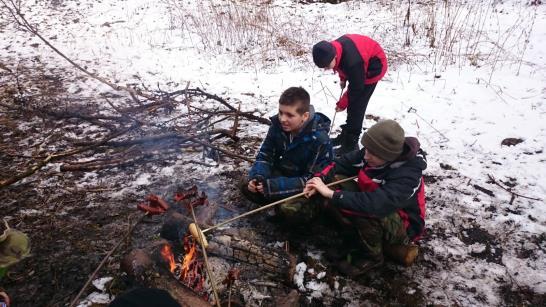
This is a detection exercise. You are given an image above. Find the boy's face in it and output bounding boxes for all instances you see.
[364,149,387,167]
[278,103,310,133]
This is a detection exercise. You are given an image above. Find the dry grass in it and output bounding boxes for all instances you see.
[162,0,320,68]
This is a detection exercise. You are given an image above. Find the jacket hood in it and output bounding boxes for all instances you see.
[390,136,427,171]
[398,137,420,161]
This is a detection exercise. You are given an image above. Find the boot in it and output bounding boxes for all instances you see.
[335,256,384,278]
[331,124,347,147]
[383,244,419,267]
[335,132,360,156]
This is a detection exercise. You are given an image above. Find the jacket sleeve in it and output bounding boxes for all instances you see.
[330,164,423,218]
[265,137,333,199]
[336,92,349,110]
[248,127,276,181]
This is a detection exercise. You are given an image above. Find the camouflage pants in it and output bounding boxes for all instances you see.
[328,176,409,260]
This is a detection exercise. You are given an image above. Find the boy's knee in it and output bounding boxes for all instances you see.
[277,198,316,222]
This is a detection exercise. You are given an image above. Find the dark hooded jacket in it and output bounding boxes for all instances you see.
[248,106,333,200]
[322,137,427,240]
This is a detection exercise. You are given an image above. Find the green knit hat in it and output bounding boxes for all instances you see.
[0,221,30,268]
[361,119,405,161]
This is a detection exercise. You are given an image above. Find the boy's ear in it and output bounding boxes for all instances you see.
[302,111,310,121]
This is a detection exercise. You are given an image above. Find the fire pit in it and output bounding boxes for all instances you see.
[121,184,296,306]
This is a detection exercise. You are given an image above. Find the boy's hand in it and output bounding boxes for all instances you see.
[305,177,334,199]
[303,183,317,198]
[248,179,265,194]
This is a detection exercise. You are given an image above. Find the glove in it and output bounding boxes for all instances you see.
[336,92,349,111]
[137,194,169,215]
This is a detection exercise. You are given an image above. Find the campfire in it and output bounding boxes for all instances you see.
[161,237,209,301]
[158,186,212,301]
[122,185,297,306]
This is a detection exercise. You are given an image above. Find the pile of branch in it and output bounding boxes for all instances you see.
[0,84,270,189]
[0,1,273,189]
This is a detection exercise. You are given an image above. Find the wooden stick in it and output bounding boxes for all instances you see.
[487,174,541,202]
[202,175,357,234]
[68,213,147,307]
[188,206,221,307]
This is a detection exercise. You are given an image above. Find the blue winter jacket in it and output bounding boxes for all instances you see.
[248,107,333,199]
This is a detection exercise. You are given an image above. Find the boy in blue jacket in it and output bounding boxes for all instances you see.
[242,87,333,220]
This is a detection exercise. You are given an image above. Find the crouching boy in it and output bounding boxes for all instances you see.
[241,87,333,221]
[304,119,426,277]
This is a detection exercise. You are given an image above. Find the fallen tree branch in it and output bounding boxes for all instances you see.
[473,184,495,197]
[487,174,541,203]
[0,124,137,189]
[68,213,148,307]
[188,137,253,163]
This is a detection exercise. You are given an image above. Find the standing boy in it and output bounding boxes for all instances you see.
[304,119,426,277]
[312,34,388,155]
[241,87,333,220]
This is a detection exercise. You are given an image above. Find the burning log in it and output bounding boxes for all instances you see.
[160,205,216,242]
[121,244,210,307]
[161,186,217,241]
[207,234,296,283]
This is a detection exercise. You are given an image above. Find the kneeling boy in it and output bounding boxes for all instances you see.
[242,87,333,220]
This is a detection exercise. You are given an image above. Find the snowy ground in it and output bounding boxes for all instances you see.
[1,0,545,306]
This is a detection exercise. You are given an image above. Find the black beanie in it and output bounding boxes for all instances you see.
[361,120,405,162]
[312,41,335,68]
[109,288,181,307]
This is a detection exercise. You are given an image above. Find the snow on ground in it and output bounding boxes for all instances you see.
[1,0,545,305]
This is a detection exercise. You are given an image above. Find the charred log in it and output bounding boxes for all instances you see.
[208,235,296,283]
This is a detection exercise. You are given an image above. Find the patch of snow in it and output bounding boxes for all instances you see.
[76,292,112,307]
[19,209,43,216]
[305,280,330,298]
[134,173,151,186]
[306,250,323,260]
[469,243,487,254]
[92,276,113,291]
[293,262,307,291]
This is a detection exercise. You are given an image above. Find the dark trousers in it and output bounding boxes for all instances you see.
[345,83,377,135]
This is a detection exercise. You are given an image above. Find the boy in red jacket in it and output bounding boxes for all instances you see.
[304,120,426,277]
[313,34,388,155]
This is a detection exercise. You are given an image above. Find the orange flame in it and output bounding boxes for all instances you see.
[160,244,176,273]
[180,239,197,278]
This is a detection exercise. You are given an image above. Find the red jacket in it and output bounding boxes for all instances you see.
[320,138,426,241]
[332,34,388,110]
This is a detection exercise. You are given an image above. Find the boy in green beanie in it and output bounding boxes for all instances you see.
[304,119,427,277]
